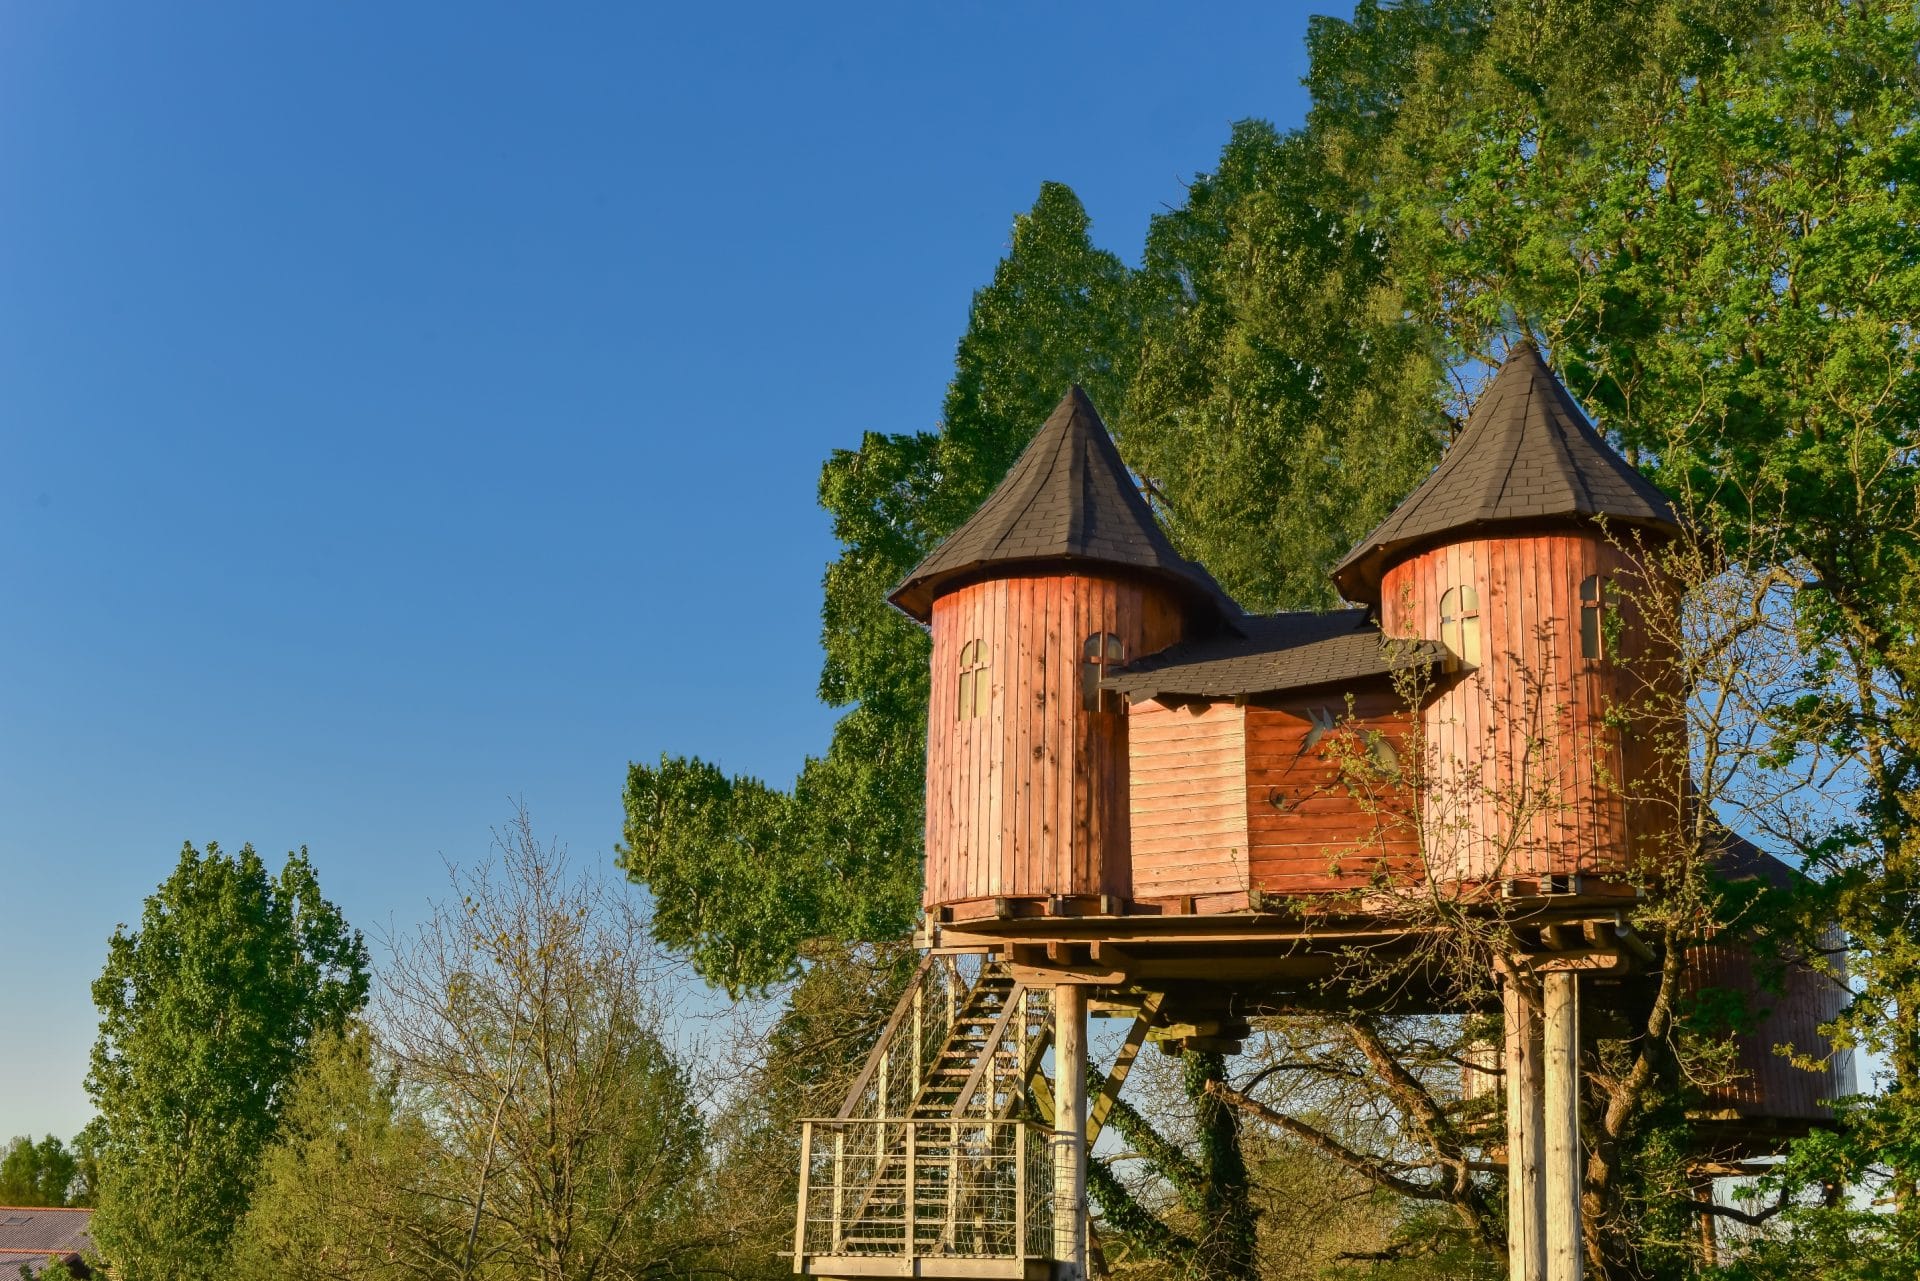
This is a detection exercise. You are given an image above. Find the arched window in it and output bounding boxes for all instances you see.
[1438,585,1481,669]
[957,639,990,720]
[1580,575,1610,660]
[1082,632,1124,712]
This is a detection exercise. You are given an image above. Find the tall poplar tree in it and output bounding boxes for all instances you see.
[1126,118,1447,612]
[86,842,368,1280]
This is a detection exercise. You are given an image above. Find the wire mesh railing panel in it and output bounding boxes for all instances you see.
[798,1118,1049,1262]
[1024,1126,1055,1258]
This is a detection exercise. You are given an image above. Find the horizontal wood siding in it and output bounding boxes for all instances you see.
[1378,531,1680,887]
[1127,702,1248,898]
[924,571,1184,909]
[1244,694,1420,896]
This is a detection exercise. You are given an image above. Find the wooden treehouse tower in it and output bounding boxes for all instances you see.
[792,350,1850,1281]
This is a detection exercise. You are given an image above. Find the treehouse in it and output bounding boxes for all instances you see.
[793,346,1850,1281]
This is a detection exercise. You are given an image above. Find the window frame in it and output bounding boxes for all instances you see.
[957,639,991,720]
[1437,583,1482,670]
[1579,574,1611,661]
[1081,631,1125,713]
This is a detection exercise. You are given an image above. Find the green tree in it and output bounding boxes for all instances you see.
[85,842,369,1281]
[383,810,707,1281]
[0,1136,77,1207]
[229,1024,455,1281]
[1126,118,1446,612]
[620,182,1139,993]
[1353,0,1920,1266]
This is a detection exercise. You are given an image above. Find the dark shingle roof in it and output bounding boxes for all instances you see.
[1103,609,1443,700]
[1333,341,1680,604]
[0,1207,92,1275]
[889,387,1238,624]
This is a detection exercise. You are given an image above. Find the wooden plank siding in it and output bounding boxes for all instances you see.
[1243,696,1421,895]
[1684,929,1853,1125]
[1378,530,1681,887]
[924,571,1185,909]
[1127,702,1249,899]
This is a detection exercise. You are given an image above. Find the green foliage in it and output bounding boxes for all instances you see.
[0,1136,77,1208]
[1127,118,1446,611]
[228,1024,452,1281]
[620,183,1139,993]
[23,1257,81,1281]
[85,842,368,1281]
[1356,0,1920,1259]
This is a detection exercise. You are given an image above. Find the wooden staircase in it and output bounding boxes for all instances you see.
[794,955,1055,1278]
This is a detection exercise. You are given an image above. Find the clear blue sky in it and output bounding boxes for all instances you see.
[0,2,1324,1140]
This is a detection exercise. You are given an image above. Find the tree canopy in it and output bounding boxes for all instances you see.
[85,842,368,1280]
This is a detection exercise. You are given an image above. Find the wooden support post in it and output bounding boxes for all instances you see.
[792,1120,813,1271]
[1694,1178,1718,1268]
[1505,976,1547,1281]
[1053,984,1088,1281]
[1544,971,1582,1281]
[830,1128,845,1253]
[905,1121,918,1262]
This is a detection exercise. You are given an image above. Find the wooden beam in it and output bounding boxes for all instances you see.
[1009,963,1127,985]
[949,982,1026,1117]
[1087,992,1163,1146]
[835,954,934,1120]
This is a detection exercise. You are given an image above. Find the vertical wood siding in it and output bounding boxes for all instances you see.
[924,572,1184,908]
[1378,532,1680,886]
[1684,931,1853,1124]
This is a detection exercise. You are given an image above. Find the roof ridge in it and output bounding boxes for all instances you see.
[0,1208,90,1214]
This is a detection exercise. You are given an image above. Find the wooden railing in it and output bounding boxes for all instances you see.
[794,1118,1054,1263]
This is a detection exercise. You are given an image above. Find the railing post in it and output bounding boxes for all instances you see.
[1015,1121,1027,1257]
[793,1120,813,1272]
[947,1119,961,1243]
[830,1127,845,1253]
[912,972,926,1098]
[905,1121,918,1262]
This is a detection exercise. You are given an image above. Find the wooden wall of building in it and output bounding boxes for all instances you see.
[1127,701,1248,900]
[1378,531,1680,887]
[924,571,1186,909]
[1244,696,1421,896]
[1685,932,1853,1128]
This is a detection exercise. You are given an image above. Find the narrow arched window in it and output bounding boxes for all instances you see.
[957,639,990,720]
[1580,575,1610,660]
[1438,585,1481,669]
[1082,632,1124,712]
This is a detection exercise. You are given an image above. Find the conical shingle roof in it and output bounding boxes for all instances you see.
[1332,341,1680,604]
[889,387,1238,624]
